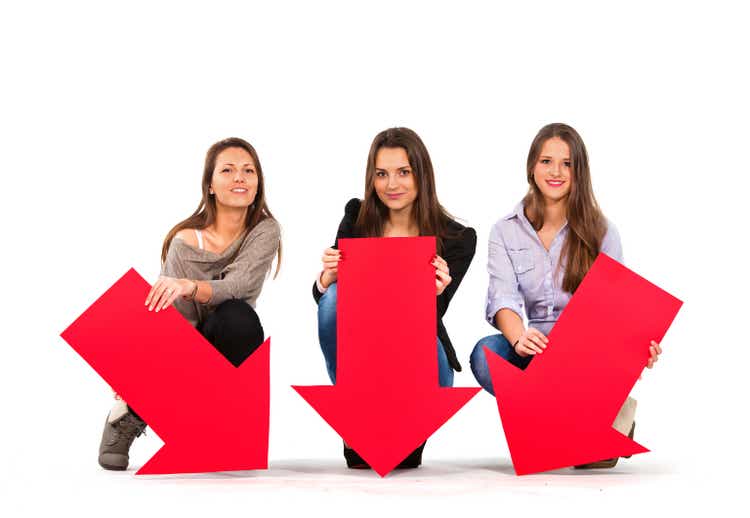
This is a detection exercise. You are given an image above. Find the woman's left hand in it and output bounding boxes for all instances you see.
[433,255,452,296]
[145,276,196,312]
[646,340,662,369]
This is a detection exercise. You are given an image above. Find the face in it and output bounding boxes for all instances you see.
[373,147,418,213]
[210,147,259,209]
[532,137,573,203]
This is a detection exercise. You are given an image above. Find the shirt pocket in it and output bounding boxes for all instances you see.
[507,248,535,275]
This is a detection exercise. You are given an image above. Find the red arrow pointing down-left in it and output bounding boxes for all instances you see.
[60,268,270,475]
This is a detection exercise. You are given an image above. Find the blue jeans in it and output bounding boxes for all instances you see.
[469,334,532,396]
[318,283,454,387]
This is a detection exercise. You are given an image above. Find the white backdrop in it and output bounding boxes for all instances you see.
[1,1,747,515]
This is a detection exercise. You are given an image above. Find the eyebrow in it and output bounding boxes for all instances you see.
[539,155,571,160]
[375,166,411,170]
[220,163,255,167]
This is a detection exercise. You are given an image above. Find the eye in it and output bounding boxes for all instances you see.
[375,171,387,177]
[399,169,411,176]
[564,161,571,168]
[245,168,255,174]
[540,159,550,164]
[221,168,231,173]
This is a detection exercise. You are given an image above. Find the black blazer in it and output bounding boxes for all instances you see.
[312,198,477,372]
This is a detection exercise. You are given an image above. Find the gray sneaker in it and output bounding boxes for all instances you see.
[98,401,147,471]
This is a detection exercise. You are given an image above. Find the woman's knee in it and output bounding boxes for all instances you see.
[201,300,264,366]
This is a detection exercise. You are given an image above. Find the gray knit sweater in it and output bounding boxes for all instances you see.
[160,217,281,327]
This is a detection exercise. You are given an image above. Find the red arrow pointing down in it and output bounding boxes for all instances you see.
[60,269,270,475]
[293,237,480,477]
[486,254,683,475]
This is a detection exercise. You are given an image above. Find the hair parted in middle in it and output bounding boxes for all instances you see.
[523,122,606,293]
[355,127,459,254]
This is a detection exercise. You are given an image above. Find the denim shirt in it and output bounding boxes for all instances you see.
[485,202,623,336]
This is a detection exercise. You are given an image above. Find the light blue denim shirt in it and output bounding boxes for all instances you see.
[486,201,623,336]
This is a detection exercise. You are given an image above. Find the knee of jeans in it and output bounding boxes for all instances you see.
[213,299,260,327]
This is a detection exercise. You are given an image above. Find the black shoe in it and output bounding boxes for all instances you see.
[343,443,371,469]
[395,441,426,469]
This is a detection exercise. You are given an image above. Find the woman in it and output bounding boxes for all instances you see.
[469,123,661,469]
[314,127,477,469]
[98,137,282,470]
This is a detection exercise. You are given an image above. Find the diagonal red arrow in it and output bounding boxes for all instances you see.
[486,253,682,475]
[60,269,270,475]
[293,237,480,477]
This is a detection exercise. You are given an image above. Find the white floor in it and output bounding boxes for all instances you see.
[2,454,738,517]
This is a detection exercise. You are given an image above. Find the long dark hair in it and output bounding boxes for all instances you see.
[355,127,456,254]
[523,123,606,293]
[161,137,281,277]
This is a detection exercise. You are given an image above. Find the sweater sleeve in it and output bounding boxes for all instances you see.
[313,198,361,303]
[160,239,201,327]
[436,226,477,319]
[208,218,280,307]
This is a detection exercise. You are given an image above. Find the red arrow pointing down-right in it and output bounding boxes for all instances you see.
[487,253,683,475]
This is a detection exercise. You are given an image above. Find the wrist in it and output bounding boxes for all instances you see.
[184,280,198,300]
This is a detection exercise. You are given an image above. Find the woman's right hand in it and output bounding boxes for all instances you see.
[320,247,341,289]
[513,327,549,357]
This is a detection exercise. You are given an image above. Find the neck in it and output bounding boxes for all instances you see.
[542,197,567,228]
[386,205,418,236]
[211,205,248,240]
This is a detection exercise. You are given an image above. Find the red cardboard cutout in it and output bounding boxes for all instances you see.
[486,254,682,475]
[60,269,270,475]
[294,237,479,477]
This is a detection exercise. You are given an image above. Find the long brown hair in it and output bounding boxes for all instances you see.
[356,127,456,254]
[523,123,606,293]
[161,137,281,277]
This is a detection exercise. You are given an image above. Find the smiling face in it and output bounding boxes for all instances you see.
[532,137,573,203]
[210,147,259,209]
[373,146,418,214]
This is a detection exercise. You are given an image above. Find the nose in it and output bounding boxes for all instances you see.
[387,172,399,190]
[233,169,245,183]
[549,162,561,177]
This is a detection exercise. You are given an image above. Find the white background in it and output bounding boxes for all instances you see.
[1,1,747,515]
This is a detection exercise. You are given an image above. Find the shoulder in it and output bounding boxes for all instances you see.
[489,207,520,242]
[248,217,281,240]
[344,198,361,217]
[443,218,477,252]
[174,228,199,247]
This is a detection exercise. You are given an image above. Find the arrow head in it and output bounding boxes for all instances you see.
[294,385,479,476]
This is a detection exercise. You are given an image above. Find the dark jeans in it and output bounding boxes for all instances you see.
[469,334,532,396]
[199,299,265,367]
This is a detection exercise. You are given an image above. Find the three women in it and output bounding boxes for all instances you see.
[96,124,665,472]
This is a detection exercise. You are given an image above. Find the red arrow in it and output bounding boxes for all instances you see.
[486,253,682,475]
[293,237,480,476]
[60,269,270,475]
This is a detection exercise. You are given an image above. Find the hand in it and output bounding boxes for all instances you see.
[320,247,341,289]
[433,255,452,296]
[513,327,549,357]
[145,276,196,312]
[646,340,662,369]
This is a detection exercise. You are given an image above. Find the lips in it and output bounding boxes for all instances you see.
[545,180,565,188]
[387,193,405,199]
[230,188,248,193]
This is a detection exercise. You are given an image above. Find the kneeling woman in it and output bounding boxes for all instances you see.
[98,137,282,470]
[314,127,476,469]
[470,123,662,469]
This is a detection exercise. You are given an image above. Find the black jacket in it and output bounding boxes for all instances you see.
[312,198,477,372]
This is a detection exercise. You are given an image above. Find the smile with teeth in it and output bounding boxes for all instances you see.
[545,180,565,187]
[231,188,248,193]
